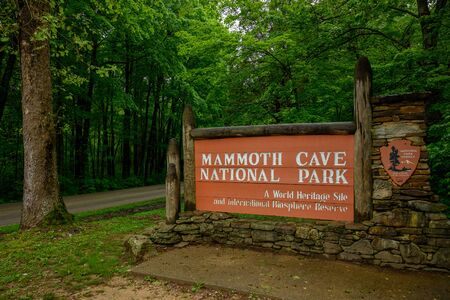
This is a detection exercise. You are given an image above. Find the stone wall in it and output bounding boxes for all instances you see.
[150,210,449,271]
[148,92,449,272]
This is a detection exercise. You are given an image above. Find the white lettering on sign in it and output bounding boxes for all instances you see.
[200,168,280,183]
[200,151,351,185]
[295,151,347,167]
[201,152,283,167]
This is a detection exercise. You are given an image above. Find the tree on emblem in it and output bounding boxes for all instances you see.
[388,146,410,172]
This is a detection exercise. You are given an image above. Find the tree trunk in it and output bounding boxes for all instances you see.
[19,0,72,229]
[132,112,140,176]
[84,41,97,179]
[145,75,162,179]
[74,42,97,182]
[101,98,108,178]
[416,0,447,49]
[108,97,116,177]
[122,37,132,178]
[140,79,152,178]
[74,95,84,180]
[122,108,131,178]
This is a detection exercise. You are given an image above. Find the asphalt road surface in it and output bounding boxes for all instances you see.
[0,184,165,226]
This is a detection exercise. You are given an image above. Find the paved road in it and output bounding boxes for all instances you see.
[0,184,165,226]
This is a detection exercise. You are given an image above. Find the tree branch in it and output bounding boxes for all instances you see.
[388,6,419,18]
[307,27,407,61]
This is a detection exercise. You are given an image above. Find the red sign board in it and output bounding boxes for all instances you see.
[195,135,354,221]
[380,140,420,186]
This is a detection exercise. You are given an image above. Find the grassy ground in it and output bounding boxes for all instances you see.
[0,199,311,299]
[0,200,165,300]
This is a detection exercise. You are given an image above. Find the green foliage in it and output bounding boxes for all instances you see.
[191,281,205,293]
[428,100,450,206]
[0,0,448,205]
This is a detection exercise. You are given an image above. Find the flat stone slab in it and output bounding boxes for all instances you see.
[132,245,450,300]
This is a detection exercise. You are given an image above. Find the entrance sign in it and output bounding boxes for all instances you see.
[195,135,354,221]
[380,140,420,186]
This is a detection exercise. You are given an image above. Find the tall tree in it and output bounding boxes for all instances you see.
[18,0,72,228]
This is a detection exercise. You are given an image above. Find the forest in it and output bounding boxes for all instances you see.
[0,0,449,208]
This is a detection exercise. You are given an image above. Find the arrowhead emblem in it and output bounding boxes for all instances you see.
[380,140,420,186]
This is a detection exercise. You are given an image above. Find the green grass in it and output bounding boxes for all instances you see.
[74,197,165,220]
[0,203,165,300]
[0,224,19,234]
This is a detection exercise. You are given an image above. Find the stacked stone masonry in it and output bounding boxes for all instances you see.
[149,92,449,272]
[149,211,449,272]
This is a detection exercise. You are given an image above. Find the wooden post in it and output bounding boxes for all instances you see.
[166,163,180,224]
[167,138,180,213]
[354,56,373,222]
[167,138,180,180]
[183,105,196,211]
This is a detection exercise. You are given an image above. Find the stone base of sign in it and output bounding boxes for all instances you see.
[148,211,450,272]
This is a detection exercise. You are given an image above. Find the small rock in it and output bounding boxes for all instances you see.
[375,251,402,263]
[295,226,311,239]
[141,227,156,236]
[338,252,362,262]
[373,209,425,228]
[252,230,277,242]
[345,223,369,231]
[400,243,426,264]
[323,242,342,254]
[174,241,190,248]
[158,223,176,233]
[251,222,275,231]
[309,229,320,241]
[372,180,392,200]
[230,220,251,229]
[190,216,206,223]
[275,224,297,235]
[209,212,232,220]
[124,235,152,262]
[199,223,214,234]
[431,248,450,269]
[372,237,400,251]
[429,220,450,229]
[399,190,433,197]
[182,234,200,242]
[408,201,447,213]
[152,232,182,245]
[426,213,448,221]
[368,226,397,237]
[174,224,199,232]
[344,239,374,255]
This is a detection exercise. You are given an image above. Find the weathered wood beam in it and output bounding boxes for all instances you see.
[165,163,180,224]
[191,122,356,139]
[182,105,196,211]
[354,56,373,222]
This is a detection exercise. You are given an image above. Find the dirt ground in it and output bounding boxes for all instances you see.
[67,244,450,300]
[70,276,269,300]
